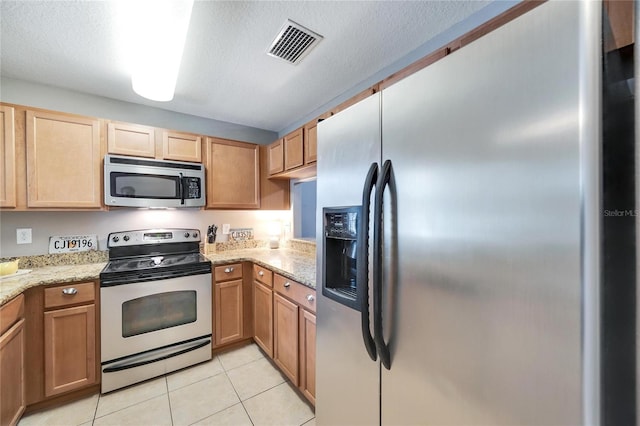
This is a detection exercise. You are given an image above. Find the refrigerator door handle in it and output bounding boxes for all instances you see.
[374,159,393,370]
[358,162,379,361]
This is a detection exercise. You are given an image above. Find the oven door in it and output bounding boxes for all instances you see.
[100,272,212,363]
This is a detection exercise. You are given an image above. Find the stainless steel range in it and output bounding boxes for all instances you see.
[100,228,212,393]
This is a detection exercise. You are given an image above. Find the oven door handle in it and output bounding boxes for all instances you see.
[103,337,211,373]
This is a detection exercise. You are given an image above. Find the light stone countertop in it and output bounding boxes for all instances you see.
[0,248,316,306]
[205,248,316,289]
[0,263,107,306]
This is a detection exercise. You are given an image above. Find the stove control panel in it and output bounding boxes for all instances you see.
[107,228,201,248]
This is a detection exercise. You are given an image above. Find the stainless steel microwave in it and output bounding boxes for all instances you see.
[104,155,206,208]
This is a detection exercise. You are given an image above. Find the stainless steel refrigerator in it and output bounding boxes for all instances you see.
[316,1,637,425]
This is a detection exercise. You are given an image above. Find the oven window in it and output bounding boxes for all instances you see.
[111,173,179,199]
[122,291,197,337]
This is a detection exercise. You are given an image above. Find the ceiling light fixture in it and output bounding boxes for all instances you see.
[117,0,194,102]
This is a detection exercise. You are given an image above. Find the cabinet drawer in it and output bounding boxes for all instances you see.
[214,263,243,282]
[274,274,316,314]
[253,264,273,287]
[44,282,95,309]
[0,294,24,335]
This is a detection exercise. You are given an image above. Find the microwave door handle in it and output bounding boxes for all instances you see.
[178,173,185,205]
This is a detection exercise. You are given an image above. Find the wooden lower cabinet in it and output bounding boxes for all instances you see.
[1,295,25,426]
[273,292,299,384]
[299,310,316,404]
[44,304,96,397]
[214,279,244,346]
[24,282,99,407]
[253,281,273,357]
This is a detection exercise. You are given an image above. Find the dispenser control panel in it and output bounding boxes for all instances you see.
[325,210,358,239]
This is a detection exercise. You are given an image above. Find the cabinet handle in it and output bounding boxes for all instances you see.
[62,288,78,295]
[224,267,234,273]
[307,295,315,302]
[284,282,291,288]
[258,271,264,276]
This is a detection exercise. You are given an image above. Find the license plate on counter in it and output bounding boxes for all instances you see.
[49,235,98,253]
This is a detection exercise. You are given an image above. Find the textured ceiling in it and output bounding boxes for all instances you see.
[0,1,491,132]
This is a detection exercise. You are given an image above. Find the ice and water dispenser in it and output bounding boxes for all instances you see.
[322,206,361,311]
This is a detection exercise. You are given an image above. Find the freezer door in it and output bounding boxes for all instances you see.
[380,2,588,425]
[316,93,381,425]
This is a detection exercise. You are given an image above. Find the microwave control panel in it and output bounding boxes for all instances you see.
[183,177,201,199]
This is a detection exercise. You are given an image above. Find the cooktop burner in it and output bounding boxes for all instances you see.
[100,228,212,286]
[102,252,208,274]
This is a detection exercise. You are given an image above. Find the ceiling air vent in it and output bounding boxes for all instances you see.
[267,20,323,65]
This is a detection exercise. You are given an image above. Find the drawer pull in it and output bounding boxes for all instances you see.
[62,288,78,295]
[258,271,264,276]
[224,267,234,273]
[284,282,291,288]
[307,295,315,302]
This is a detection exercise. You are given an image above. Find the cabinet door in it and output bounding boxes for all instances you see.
[162,130,201,162]
[215,279,244,346]
[107,122,155,158]
[253,281,273,357]
[206,138,259,209]
[44,304,96,397]
[268,139,284,175]
[0,318,25,426]
[273,293,299,384]
[283,128,304,171]
[26,110,102,208]
[259,145,290,210]
[0,105,16,208]
[303,121,317,165]
[299,310,316,405]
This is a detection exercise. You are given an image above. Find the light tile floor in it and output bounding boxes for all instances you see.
[19,343,316,426]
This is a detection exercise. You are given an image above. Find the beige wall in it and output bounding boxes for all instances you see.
[0,209,291,257]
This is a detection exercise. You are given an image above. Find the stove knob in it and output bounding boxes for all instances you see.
[112,236,119,243]
[192,232,198,238]
[123,235,130,242]
[184,232,190,238]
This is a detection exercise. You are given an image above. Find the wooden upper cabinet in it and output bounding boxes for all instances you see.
[26,110,102,209]
[284,128,304,171]
[259,145,290,210]
[205,137,259,209]
[107,123,201,162]
[303,122,317,165]
[268,125,318,180]
[107,122,155,158]
[0,105,16,208]
[162,130,201,163]
[268,139,284,175]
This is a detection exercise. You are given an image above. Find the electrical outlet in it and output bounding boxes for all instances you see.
[222,224,230,235]
[16,228,32,244]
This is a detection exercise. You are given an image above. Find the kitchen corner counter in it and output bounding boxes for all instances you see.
[0,247,316,307]
[0,262,106,306]
[205,248,316,289]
